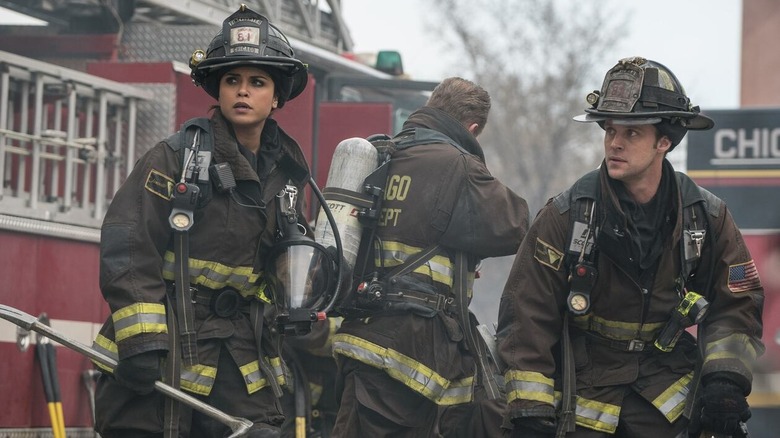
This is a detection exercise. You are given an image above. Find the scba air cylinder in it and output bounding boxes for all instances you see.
[315,137,378,267]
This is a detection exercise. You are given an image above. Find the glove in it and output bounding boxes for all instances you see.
[511,416,557,438]
[700,378,751,435]
[113,350,164,395]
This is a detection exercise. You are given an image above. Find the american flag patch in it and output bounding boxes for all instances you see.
[728,260,761,293]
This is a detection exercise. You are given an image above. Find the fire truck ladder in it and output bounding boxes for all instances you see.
[0,49,151,239]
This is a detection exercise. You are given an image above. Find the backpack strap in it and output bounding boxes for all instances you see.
[553,170,601,315]
[165,117,213,186]
[164,118,214,369]
[353,128,471,282]
[351,138,396,283]
[675,172,721,297]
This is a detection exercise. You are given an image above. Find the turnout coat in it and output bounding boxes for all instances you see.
[93,109,311,396]
[497,162,764,434]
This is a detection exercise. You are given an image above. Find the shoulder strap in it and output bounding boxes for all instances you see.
[676,172,719,295]
[352,130,453,282]
[353,128,472,283]
[384,243,442,280]
[166,118,213,369]
[352,135,395,281]
[165,117,213,184]
[557,170,601,266]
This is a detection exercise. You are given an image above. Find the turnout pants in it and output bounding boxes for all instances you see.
[331,358,437,438]
[95,345,283,437]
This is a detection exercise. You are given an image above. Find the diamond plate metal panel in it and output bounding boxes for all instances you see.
[120,22,218,64]
[133,83,176,157]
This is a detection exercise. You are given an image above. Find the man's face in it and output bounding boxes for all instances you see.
[218,66,277,129]
[602,120,670,185]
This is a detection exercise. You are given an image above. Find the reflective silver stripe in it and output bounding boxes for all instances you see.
[113,312,167,334]
[269,358,285,384]
[506,380,553,395]
[161,251,268,301]
[653,373,692,421]
[333,334,473,405]
[240,357,286,394]
[243,364,266,391]
[704,333,758,365]
[112,303,167,342]
[181,364,217,396]
[376,241,454,286]
[504,370,555,404]
[91,334,119,372]
[572,314,663,341]
[380,249,453,278]
[574,396,621,433]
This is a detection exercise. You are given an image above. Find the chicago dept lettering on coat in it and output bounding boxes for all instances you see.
[379,174,411,227]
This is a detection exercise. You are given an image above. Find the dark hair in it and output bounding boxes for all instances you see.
[426,77,491,136]
[655,119,688,148]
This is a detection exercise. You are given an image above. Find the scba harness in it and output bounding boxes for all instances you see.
[553,169,721,330]
[333,128,469,318]
[162,119,287,401]
[551,169,721,437]
[330,129,505,400]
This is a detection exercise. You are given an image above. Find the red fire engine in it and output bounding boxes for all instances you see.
[0,1,435,435]
[0,1,777,437]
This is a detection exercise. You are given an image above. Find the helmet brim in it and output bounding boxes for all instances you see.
[195,57,308,102]
[196,56,305,77]
[573,110,714,130]
[573,113,663,126]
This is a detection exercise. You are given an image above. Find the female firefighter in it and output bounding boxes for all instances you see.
[91,5,316,437]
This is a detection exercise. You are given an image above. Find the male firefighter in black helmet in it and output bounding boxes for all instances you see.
[91,5,320,437]
[497,57,764,438]
[330,77,530,437]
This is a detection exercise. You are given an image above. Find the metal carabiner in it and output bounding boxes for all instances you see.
[277,185,298,216]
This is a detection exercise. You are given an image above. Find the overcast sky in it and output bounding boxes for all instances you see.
[342,0,743,110]
[0,1,742,109]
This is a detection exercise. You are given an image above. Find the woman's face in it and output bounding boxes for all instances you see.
[218,66,277,129]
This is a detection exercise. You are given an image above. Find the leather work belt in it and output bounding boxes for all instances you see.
[383,288,455,314]
[585,332,650,352]
[189,287,248,318]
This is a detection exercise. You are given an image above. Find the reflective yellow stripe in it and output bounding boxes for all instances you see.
[181,363,217,396]
[333,333,473,405]
[508,371,681,433]
[161,251,271,303]
[314,317,343,357]
[309,382,323,406]
[504,370,555,405]
[91,333,286,396]
[572,314,664,341]
[112,303,167,342]
[269,356,286,386]
[507,383,620,433]
[376,241,454,286]
[239,357,287,394]
[91,334,118,373]
[574,395,621,433]
[704,333,758,368]
[652,372,693,422]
